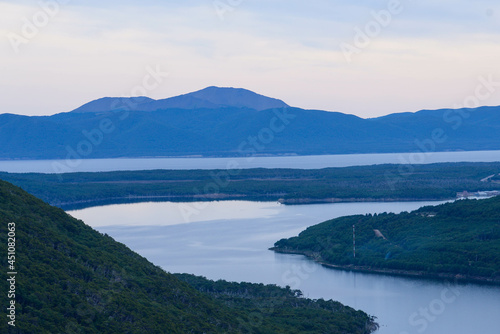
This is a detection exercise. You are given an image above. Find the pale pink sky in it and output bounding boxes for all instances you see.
[1,0,500,118]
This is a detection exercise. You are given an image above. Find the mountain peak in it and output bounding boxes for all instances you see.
[185,86,289,110]
[70,86,289,113]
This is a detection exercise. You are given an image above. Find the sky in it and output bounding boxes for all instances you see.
[1,0,500,118]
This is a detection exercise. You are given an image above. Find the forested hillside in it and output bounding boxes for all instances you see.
[0,179,376,333]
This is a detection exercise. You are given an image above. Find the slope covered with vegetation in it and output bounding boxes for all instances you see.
[272,196,500,284]
[175,274,378,334]
[0,179,376,333]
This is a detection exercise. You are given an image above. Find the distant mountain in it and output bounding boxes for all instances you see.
[1,87,500,160]
[0,179,377,333]
[71,86,289,113]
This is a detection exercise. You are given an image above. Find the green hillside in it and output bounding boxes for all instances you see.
[0,179,376,333]
[272,197,500,284]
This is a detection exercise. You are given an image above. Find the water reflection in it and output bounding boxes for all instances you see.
[67,200,500,334]
[69,200,283,226]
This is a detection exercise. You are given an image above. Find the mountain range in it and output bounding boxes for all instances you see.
[1,86,499,160]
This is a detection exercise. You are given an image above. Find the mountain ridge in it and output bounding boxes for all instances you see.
[70,86,289,113]
[1,87,500,160]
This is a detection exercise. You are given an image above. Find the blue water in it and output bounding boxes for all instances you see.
[2,150,500,173]
[68,200,500,334]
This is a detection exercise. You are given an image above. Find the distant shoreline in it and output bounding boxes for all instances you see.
[59,195,452,211]
[54,194,499,211]
[2,162,500,211]
[2,149,499,160]
[2,150,500,171]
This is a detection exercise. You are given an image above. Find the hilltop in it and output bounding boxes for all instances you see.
[70,86,289,113]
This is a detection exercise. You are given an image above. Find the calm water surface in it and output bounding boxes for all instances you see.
[3,150,500,173]
[68,200,500,334]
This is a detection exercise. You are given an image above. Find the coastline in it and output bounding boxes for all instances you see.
[58,194,451,210]
[277,197,451,205]
[270,248,500,286]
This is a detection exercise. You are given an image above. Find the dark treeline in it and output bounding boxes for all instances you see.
[175,274,378,333]
[1,162,500,210]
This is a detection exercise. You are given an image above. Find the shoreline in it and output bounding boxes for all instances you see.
[271,248,500,286]
[58,195,453,210]
[2,149,500,161]
[277,197,452,205]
